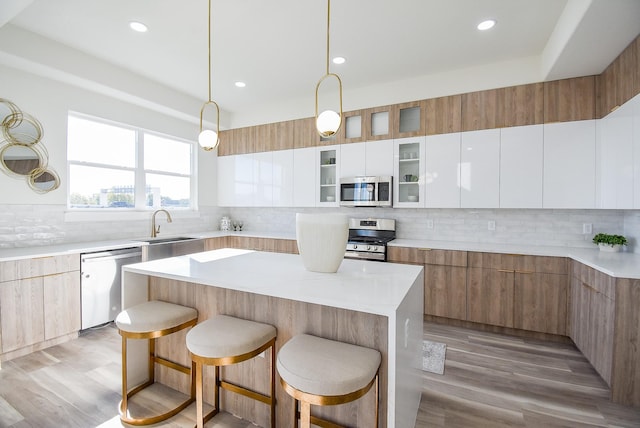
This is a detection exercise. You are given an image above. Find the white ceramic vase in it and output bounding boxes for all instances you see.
[296,213,348,273]
[598,243,621,253]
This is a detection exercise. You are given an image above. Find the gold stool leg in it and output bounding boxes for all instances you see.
[300,400,311,428]
[195,360,204,428]
[270,342,276,428]
[121,335,128,417]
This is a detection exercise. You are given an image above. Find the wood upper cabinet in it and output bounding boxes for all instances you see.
[597,37,640,118]
[426,95,462,135]
[462,88,505,131]
[364,105,394,140]
[462,84,544,132]
[544,76,596,123]
[392,100,426,138]
[339,110,365,144]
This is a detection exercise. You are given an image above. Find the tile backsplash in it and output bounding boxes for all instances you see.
[1,204,638,253]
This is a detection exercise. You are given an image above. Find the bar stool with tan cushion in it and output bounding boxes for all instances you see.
[277,334,382,428]
[186,315,277,428]
[115,300,198,426]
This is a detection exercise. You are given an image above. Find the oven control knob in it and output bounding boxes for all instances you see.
[353,244,358,250]
[372,245,377,251]
[367,245,372,251]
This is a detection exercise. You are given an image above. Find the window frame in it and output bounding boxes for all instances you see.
[66,112,198,212]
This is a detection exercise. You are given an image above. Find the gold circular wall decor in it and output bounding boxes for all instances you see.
[2,111,43,145]
[28,167,60,193]
[0,142,48,177]
[0,98,59,193]
[0,98,23,128]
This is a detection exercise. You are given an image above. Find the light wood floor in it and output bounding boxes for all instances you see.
[0,321,639,427]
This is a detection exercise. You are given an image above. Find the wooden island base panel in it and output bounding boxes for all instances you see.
[121,249,425,428]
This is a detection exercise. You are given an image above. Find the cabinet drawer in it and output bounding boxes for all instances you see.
[0,254,80,282]
[423,249,467,267]
[387,246,424,264]
[468,252,567,274]
[571,260,616,299]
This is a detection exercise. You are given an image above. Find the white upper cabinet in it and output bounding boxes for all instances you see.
[460,129,500,208]
[365,139,394,176]
[317,145,339,206]
[394,136,426,207]
[543,120,596,208]
[272,150,293,207]
[339,142,365,178]
[425,132,461,208]
[253,151,273,207]
[500,125,543,208]
[634,94,640,209]
[292,147,316,207]
[596,100,634,209]
[217,155,235,207]
[217,154,254,207]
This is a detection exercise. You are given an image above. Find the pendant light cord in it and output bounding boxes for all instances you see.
[325,0,331,75]
[207,0,212,102]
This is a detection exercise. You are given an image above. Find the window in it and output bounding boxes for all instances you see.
[67,113,196,210]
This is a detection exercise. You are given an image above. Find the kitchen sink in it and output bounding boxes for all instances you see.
[135,236,205,261]
[135,236,197,245]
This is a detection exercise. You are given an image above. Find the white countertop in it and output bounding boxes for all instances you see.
[124,248,424,317]
[390,239,640,279]
[2,232,639,279]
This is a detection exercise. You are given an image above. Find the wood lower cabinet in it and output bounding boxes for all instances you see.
[467,253,568,333]
[569,261,615,385]
[0,277,45,352]
[514,272,567,335]
[206,236,298,254]
[43,271,81,341]
[423,250,467,320]
[467,267,514,327]
[0,254,80,358]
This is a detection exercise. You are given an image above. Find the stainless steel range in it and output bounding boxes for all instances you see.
[345,218,396,261]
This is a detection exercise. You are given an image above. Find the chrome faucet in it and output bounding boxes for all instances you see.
[151,209,172,237]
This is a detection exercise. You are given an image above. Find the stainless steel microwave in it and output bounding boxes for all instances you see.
[339,176,393,207]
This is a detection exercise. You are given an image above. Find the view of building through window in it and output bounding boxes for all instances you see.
[67,114,194,209]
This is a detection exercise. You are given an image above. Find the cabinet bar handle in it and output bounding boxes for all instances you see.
[497,269,515,273]
[515,270,534,274]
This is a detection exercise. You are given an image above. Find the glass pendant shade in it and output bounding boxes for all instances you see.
[316,110,341,137]
[198,129,219,151]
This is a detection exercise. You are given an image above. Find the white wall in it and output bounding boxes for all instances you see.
[0,63,218,202]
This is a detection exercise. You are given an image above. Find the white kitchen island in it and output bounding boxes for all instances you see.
[121,248,424,428]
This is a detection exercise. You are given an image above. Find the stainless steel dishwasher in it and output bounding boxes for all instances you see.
[80,247,142,329]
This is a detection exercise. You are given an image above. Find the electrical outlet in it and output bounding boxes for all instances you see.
[583,223,592,234]
[426,219,434,229]
[488,220,496,231]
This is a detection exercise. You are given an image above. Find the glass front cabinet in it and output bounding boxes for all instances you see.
[317,145,339,206]
[394,136,426,207]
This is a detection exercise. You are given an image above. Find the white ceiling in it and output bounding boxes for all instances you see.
[1,0,640,128]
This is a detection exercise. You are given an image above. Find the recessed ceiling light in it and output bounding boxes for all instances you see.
[477,19,496,31]
[235,81,246,88]
[332,57,346,65]
[129,21,148,32]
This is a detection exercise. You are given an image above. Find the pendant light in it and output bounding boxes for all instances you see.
[198,0,220,151]
[315,0,343,138]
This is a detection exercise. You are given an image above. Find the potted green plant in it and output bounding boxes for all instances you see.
[592,233,627,252]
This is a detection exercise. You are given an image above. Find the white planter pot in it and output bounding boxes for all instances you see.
[296,213,348,273]
[598,243,622,253]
